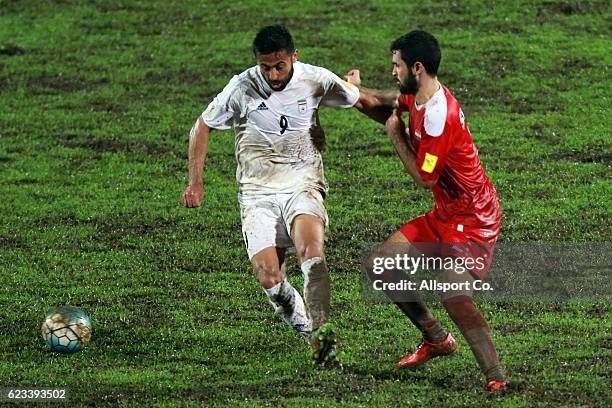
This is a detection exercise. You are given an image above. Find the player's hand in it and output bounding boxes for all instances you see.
[309,110,325,152]
[345,69,361,87]
[310,124,326,152]
[384,110,402,135]
[181,184,204,208]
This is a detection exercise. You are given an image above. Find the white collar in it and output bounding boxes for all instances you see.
[415,84,443,110]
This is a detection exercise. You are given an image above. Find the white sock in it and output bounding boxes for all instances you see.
[301,257,330,331]
[264,279,312,339]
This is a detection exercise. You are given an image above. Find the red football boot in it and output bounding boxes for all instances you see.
[398,333,458,368]
[485,379,508,392]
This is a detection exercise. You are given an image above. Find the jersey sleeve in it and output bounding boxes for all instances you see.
[320,69,360,108]
[201,75,241,130]
[416,118,452,181]
[397,94,411,113]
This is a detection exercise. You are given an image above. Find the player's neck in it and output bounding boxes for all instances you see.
[415,77,440,105]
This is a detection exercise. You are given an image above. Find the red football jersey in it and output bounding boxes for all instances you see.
[397,84,501,228]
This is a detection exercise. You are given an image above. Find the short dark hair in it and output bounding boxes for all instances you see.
[390,30,441,75]
[252,25,295,55]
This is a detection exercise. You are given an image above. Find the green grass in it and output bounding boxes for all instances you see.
[1,0,611,406]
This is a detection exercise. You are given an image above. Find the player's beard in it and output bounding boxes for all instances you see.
[399,70,418,95]
[268,65,294,92]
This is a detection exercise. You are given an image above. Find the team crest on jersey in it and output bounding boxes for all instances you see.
[297,99,307,113]
[415,130,422,140]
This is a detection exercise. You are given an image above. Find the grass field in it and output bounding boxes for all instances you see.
[1,0,611,406]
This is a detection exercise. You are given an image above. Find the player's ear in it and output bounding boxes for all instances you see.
[292,49,299,62]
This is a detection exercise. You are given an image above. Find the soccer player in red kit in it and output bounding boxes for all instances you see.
[347,30,507,391]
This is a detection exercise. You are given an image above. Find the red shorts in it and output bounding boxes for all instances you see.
[399,210,500,279]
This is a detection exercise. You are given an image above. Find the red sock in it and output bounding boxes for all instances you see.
[443,296,505,382]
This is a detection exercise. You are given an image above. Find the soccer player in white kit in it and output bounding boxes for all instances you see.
[180,25,359,365]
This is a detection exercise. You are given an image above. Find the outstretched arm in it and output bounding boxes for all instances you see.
[385,113,436,189]
[346,69,399,124]
[181,117,213,207]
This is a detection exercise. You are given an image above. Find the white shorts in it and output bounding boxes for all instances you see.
[239,189,328,259]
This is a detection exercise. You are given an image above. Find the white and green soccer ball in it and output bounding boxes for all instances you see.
[41,306,92,353]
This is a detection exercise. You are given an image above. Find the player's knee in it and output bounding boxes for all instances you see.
[253,261,283,289]
[296,241,324,265]
[257,271,283,290]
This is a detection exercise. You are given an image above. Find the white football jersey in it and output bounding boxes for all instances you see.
[201,61,359,195]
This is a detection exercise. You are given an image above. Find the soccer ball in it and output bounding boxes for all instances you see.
[41,306,92,353]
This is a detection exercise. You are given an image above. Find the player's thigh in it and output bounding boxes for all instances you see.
[375,214,438,261]
[364,214,439,281]
[251,246,287,289]
[286,190,327,263]
[365,228,418,280]
[291,214,325,264]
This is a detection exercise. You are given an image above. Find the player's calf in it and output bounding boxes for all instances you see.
[443,296,507,386]
[302,256,330,331]
[253,248,312,339]
[365,248,448,344]
[264,278,312,339]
